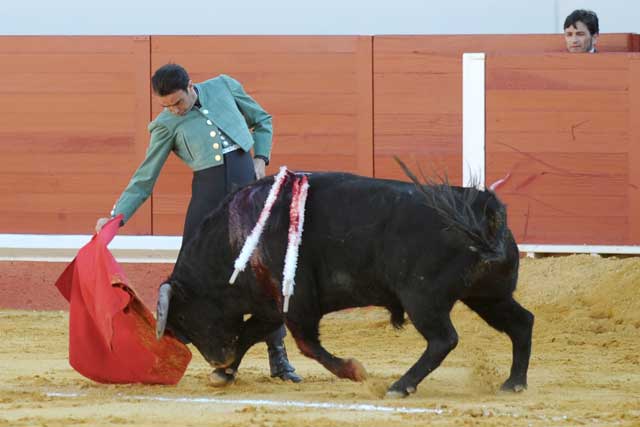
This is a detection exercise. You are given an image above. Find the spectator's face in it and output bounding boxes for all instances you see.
[564,21,597,53]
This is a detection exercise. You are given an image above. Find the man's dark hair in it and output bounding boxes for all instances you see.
[564,9,599,35]
[151,63,190,96]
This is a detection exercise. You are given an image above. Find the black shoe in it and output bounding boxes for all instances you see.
[268,344,302,383]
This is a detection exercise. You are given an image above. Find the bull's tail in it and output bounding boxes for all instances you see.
[395,157,509,263]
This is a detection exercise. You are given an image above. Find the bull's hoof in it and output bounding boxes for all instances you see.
[385,383,416,398]
[209,368,236,387]
[334,359,367,382]
[500,378,527,393]
[347,359,368,382]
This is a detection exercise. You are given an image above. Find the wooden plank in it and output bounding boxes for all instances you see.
[374,34,635,57]
[155,53,358,73]
[600,34,638,52]
[507,214,628,245]
[0,36,148,52]
[502,194,627,217]
[152,36,361,54]
[487,133,629,154]
[374,155,462,184]
[487,53,630,70]
[375,113,460,135]
[486,69,629,91]
[487,111,627,133]
[632,34,640,52]
[0,53,140,73]
[354,36,374,177]
[0,94,136,113]
[486,151,628,179]
[0,36,151,235]
[490,172,628,196]
[487,90,629,112]
[629,55,640,243]
[0,73,136,93]
[188,72,359,94]
[375,73,461,114]
[247,93,358,115]
[267,114,356,135]
[0,132,136,153]
[0,113,135,131]
[485,53,634,245]
[0,173,139,194]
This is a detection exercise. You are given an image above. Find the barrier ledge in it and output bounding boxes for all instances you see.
[0,234,181,263]
[519,244,640,258]
[1,235,640,263]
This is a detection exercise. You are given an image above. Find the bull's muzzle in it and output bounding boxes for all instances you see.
[209,353,236,370]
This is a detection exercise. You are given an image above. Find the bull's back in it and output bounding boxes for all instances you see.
[295,173,518,306]
[291,173,456,308]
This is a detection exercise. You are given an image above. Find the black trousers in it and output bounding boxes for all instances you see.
[182,149,255,248]
[181,149,286,347]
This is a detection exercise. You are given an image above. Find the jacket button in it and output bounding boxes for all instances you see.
[213,143,220,149]
[222,141,229,147]
[206,120,212,125]
[215,154,222,161]
[209,131,217,138]
[202,109,209,114]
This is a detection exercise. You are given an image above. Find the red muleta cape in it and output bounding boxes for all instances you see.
[54,215,191,384]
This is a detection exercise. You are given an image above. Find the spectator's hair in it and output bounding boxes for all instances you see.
[563,9,599,35]
[151,63,190,96]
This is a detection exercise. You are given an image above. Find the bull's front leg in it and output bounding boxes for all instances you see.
[386,310,459,398]
[209,316,283,386]
[286,317,368,382]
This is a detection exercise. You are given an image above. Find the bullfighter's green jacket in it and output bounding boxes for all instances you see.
[111,74,273,224]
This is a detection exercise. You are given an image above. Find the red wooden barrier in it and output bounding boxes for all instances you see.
[0,36,151,235]
[486,53,640,245]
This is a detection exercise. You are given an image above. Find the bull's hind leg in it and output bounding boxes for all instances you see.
[286,317,367,381]
[462,296,534,392]
[386,308,459,398]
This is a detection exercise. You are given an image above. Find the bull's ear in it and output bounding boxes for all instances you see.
[156,283,173,340]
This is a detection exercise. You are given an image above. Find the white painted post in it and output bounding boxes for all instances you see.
[462,52,486,190]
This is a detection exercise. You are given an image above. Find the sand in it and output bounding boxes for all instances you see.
[1,255,639,426]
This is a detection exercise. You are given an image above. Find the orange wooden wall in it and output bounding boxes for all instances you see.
[150,36,373,235]
[0,37,151,234]
[0,34,638,244]
[486,53,640,245]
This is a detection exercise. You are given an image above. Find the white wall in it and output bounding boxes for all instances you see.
[1,0,635,35]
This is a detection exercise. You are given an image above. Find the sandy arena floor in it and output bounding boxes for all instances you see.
[1,255,639,426]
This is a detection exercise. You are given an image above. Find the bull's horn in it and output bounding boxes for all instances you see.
[156,283,173,340]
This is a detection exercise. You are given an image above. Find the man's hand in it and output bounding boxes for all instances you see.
[95,217,111,233]
[253,157,266,179]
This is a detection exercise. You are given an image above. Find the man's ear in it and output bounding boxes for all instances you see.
[592,34,599,48]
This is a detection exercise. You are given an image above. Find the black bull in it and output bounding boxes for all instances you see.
[156,171,534,397]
